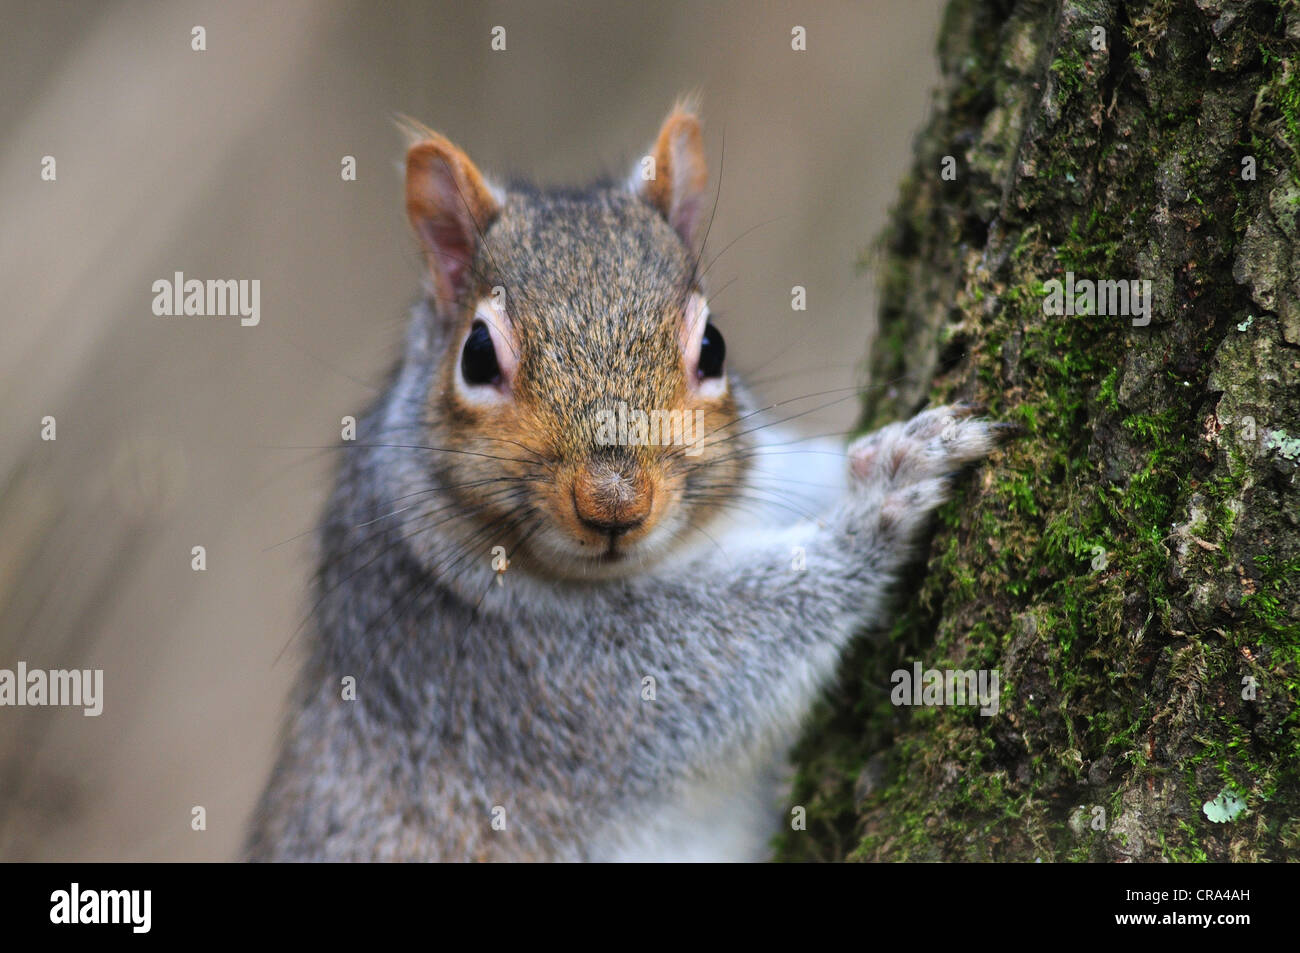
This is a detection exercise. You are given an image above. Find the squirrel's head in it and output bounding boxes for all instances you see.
[402,105,748,581]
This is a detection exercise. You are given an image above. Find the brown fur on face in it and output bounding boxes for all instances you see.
[406,109,746,581]
[427,189,744,579]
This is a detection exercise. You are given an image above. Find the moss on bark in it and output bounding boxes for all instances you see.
[777,0,1300,862]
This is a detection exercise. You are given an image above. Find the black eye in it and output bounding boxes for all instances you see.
[461,321,501,385]
[698,321,725,378]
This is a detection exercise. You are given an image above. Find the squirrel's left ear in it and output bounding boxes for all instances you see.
[405,128,502,317]
[632,104,710,253]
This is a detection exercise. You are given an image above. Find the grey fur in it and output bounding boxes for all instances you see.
[245,179,1001,862]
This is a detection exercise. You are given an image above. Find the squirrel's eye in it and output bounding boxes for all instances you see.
[698,321,725,378]
[461,321,501,385]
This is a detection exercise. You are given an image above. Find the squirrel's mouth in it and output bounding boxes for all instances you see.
[526,511,686,580]
[528,468,685,578]
[568,523,643,563]
[569,533,628,565]
[563,521,660,572]
[597,537,626,561]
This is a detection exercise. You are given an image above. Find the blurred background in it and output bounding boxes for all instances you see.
[0,0,945,860]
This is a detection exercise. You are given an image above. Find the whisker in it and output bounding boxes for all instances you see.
[697,213,787,286]
[261,442,542,467]
[684,487,823,524]
[683,433,855,476]
[262,476,543,552]
[688,122,725,289]
[359,505,537,680]
[470,516,543,619]
[685,390,865,458]
[273,489,522,665]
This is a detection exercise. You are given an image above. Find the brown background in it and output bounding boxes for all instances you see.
[0,0,944,860]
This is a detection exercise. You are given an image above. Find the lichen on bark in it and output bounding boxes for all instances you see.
[777,0,1300,862]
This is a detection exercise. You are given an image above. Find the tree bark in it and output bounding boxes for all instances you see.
[778,0,1300,862]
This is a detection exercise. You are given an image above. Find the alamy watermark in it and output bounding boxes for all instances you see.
[1041,271,1152,326]
[594,401,707,456]
[0,662,103,716]
[151,271,260,326]
[891,662,1000,716]
[50,883,150,933]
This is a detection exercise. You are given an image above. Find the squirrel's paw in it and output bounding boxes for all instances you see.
[847,402,1011,490]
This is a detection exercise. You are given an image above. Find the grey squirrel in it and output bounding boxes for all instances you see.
[245,104,1006,862]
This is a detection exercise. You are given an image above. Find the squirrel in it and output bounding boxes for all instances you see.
[244,104,1006,862]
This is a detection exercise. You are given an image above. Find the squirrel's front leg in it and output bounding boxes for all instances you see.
[613,404,1005,781]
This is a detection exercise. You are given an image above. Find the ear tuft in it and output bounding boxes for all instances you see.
[404,126,502,317]
[632,102,710,253]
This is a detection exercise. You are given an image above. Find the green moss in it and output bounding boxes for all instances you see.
[1255,28,1300,186]
[779,0,1300,864]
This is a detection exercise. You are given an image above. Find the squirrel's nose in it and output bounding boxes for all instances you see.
[572,463,654,536]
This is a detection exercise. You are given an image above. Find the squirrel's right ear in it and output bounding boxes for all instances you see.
[404,128,502,316]
[631,104,710,253]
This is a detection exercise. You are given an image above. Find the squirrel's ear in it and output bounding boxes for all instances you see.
[632,104,709,253]
[405,130,502,315]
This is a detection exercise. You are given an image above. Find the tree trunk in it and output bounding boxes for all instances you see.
[778,0,1300,862]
